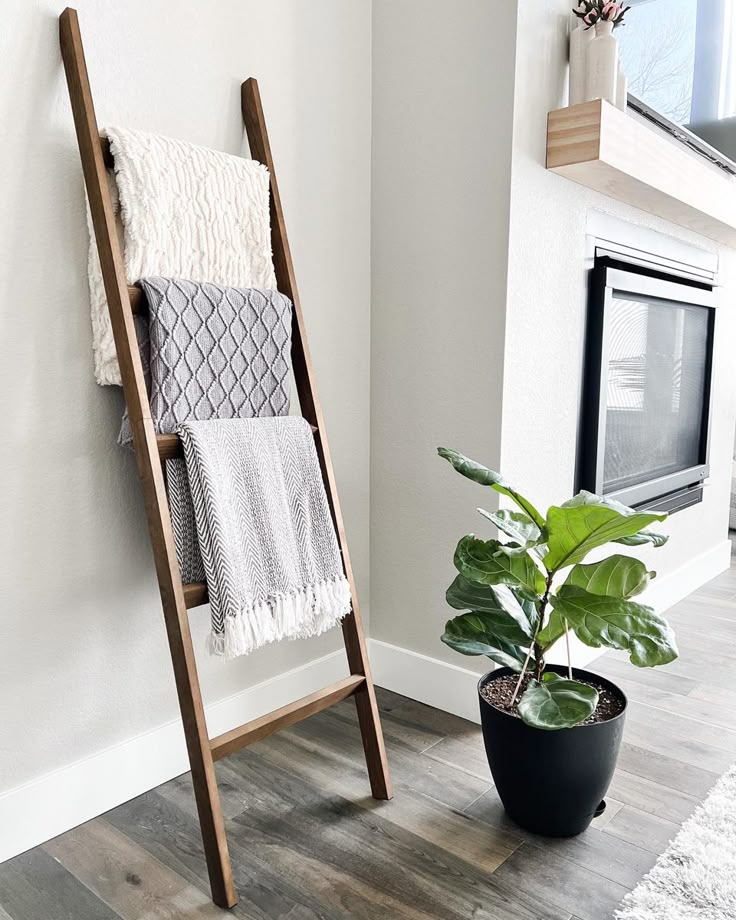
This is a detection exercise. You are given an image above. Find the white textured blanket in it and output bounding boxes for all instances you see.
[88,126,277,385]
[179,416,351,658]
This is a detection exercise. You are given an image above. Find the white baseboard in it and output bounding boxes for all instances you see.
[645,538,732,614]
[0,649,347,864]
[369,639,483,723]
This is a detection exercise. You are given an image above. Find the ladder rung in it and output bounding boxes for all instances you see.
[209,675,365,762]
[128,285,145,314]
[183,581,208,608]
[100,134,113,168]
[157,425,318,463]
[157,433,183,460]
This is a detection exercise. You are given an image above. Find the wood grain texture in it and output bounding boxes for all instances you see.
[241,77,392,802]
[218,728,517,872]
[108,790,321,919]
[601,805,680,856]
[128,284,145,314]
[547,99,736,246]
[487,837,631,920]
[284,708,491,811]
[165,747,554,920]
[0,848,121,920]
[44,819,225,919]
[466,788,657,890]
[58,7,236,908]
[209,676,365,761]
[157,425,318,463]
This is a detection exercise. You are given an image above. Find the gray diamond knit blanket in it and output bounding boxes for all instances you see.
[120,277,292,583]
[179,417,351,658]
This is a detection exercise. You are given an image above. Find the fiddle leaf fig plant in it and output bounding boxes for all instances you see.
[437,447,678,731]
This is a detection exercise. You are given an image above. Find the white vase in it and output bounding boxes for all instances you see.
[616,60,628,111]
[569,20,595,106]
[586,20,618,105]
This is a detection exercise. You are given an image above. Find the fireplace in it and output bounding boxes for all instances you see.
[577,256,716,514]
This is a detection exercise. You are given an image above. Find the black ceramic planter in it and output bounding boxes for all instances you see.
[478,664,627,837]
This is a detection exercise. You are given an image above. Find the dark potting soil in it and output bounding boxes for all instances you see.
[480,672,625,725]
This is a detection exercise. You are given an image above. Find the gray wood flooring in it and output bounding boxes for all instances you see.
[3,560,736,919]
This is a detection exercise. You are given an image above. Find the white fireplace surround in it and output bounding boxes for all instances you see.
[585,212,720,285]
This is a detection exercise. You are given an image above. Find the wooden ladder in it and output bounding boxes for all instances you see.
[59,8,392,909]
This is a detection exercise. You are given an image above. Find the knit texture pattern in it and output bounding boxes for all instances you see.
[88,126,277,385]
[120,277,292,583]
[179,417,351,658]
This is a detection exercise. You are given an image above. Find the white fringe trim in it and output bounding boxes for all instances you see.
[207,576,352,659]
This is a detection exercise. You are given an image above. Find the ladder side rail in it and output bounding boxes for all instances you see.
[58,9,237,908]
[241,78,392,801]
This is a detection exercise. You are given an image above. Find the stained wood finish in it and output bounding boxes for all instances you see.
[241,77,392,802]
[546,99,736,246]
[58,9,390,909]
[58,8,236,909]
[155,433,183,460]
[127,285,145,314]
[179,581,207,609]
[6,554,736,919]
[157,426,318,462]
[210,676,365,761]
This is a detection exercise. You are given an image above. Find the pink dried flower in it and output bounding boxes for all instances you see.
[600,1,630,25]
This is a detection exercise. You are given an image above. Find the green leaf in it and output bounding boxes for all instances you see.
[441,615,526,670]
[550,586,678,667]
[570,492,669,549]
[437,448,545,528]
[518,674,599,730]
[543,493,666,571]
[565,555,654,598]
[477,508,548,562]
[477,508,542,546]
[615,529,669,548]
[446,575,535,638]
[537,609,568,650]
[454,536,546,598]
[516,591,541,634]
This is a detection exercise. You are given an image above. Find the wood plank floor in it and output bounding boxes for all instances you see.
[2,559,736,919]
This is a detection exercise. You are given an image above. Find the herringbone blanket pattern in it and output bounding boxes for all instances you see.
[120,277,293,584]
[88,126,277,385]
[179,417,351,658]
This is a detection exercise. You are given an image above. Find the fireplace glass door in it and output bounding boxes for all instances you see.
[579,260,715,512]
[603,295,709,493]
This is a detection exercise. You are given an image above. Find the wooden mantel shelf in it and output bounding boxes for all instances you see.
[546,99,736,247]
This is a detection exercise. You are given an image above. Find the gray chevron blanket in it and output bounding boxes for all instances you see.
[179,416,351,657]
[119,277,292,583]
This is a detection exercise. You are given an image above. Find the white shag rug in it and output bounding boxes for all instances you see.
[616,763,736,919]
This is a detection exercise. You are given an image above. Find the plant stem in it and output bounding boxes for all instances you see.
[510,571,555,706]
[510,644,534,706]
[564,617,572,679]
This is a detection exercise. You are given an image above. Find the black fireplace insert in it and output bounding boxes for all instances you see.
[577,257,716,514]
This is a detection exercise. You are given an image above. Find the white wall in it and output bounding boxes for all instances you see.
[500,0,735,600]
[370,0,519,663]
[0,0,370,815]
[369,0,735,693]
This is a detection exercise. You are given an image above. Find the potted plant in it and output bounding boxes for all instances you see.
[437,447,677,837]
